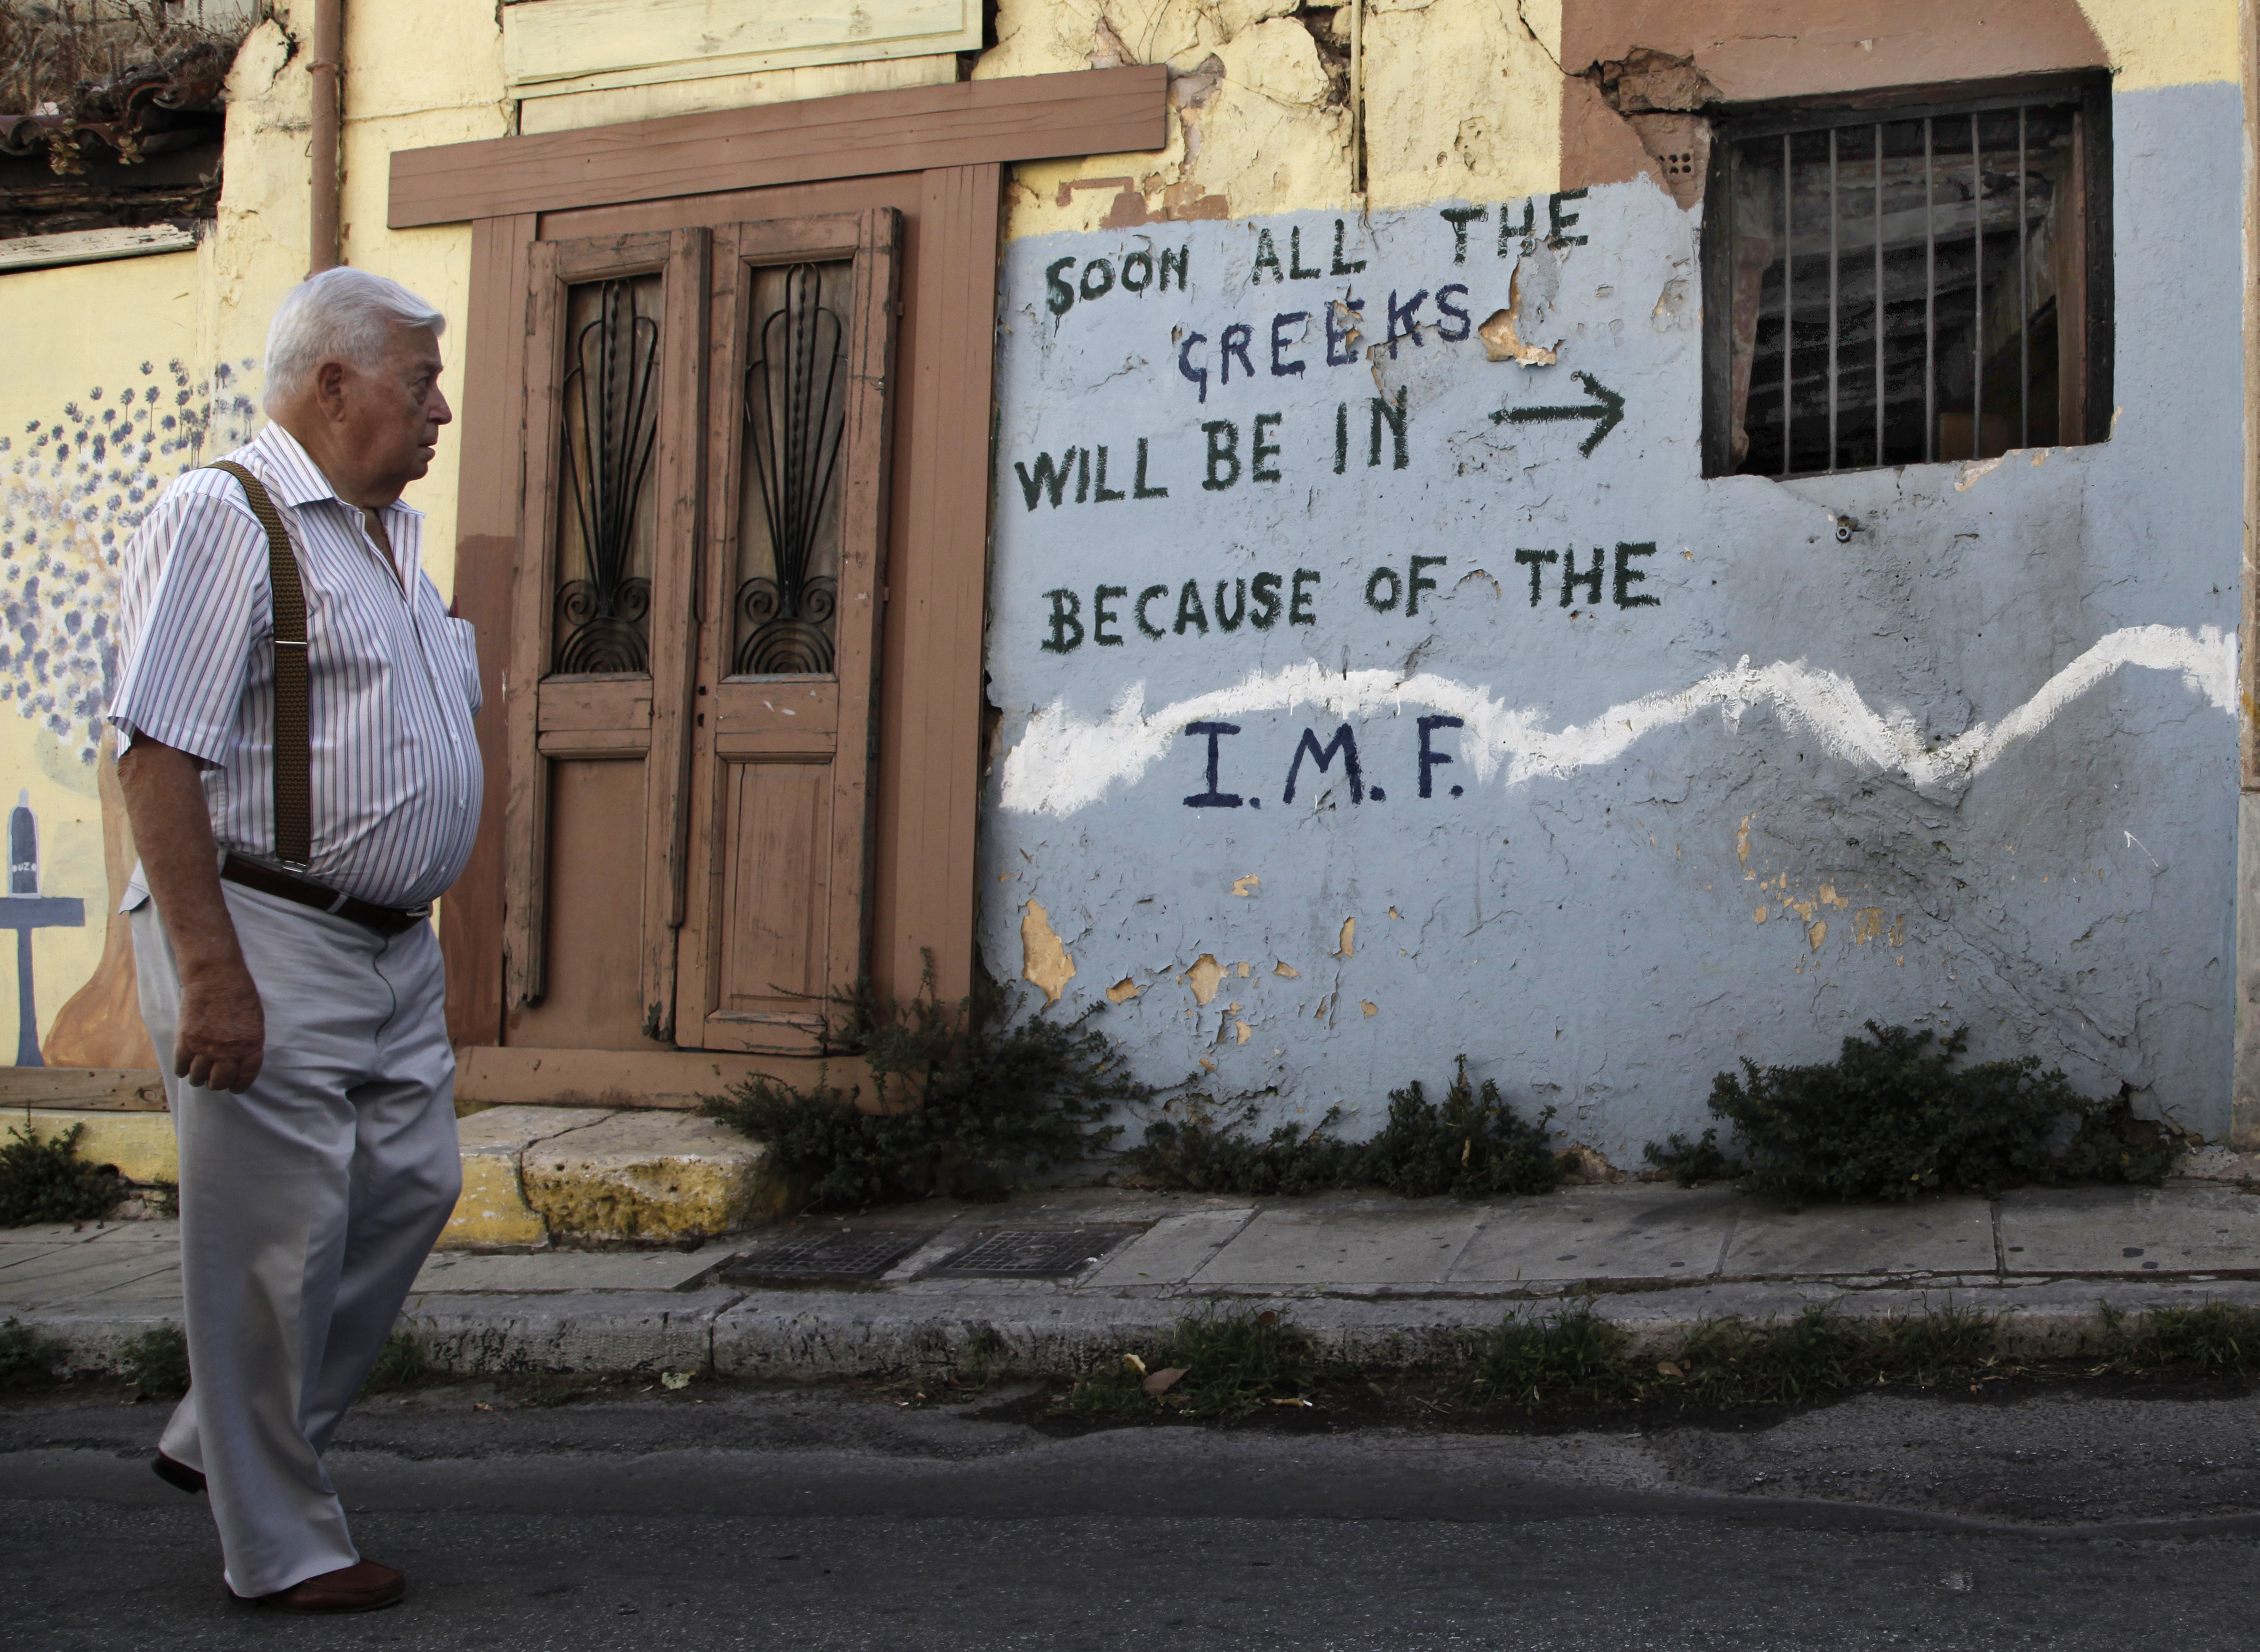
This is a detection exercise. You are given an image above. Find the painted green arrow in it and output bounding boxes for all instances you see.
[1490,372,1625,456]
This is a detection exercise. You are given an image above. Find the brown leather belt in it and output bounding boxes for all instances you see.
[220,853,428,938]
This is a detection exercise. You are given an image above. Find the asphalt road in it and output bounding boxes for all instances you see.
[6,1376,2259,1650]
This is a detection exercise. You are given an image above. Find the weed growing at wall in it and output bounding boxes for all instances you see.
[120,1322,187,1396]
[705,964,1147,1209]
[0,1123,122,1225]
[0,359,258,762]
[1060,1306,1319,1420]
[1126,1057,1563,1199]
[1641,1127,1743,1187]
[1690,1023,2184,1206]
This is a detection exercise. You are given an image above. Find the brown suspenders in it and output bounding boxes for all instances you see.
[204,462,312,870]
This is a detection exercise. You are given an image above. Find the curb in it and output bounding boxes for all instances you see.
[23,1277,2260,1381]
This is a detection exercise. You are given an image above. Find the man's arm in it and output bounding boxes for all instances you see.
[115,738,264,1092]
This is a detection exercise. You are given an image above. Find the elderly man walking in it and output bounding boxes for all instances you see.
[110,268,482,1613]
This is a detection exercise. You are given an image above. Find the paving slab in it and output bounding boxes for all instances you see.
[68,1262,182,1303]
[1723,1195,1996,1277]
[1193,1201,1483,1287]
[0,1222,120,1246]
[0,1245,183,1307]
[1085,1209,1257,1288]
[1997,1182,2260,1274]
[413,1246,727,1294]
[1450,1185,1736,1284]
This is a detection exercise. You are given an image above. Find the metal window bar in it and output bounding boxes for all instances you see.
[1873,123,1884,467]
[1970,112,1982,460]
[1827,127,1839,469]
[1776,136,1789,474]
[1924,117,1935,464]
[2017,105,2029,450]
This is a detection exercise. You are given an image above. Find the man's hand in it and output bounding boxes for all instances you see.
[173,962,265,1092]
[116,736,267,1093]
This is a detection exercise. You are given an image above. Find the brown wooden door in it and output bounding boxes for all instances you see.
[503,229,705,1044]
[674,212,899,1052]
[498,212,898,1054]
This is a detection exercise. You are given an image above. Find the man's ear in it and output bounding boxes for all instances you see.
[313,359,351,422]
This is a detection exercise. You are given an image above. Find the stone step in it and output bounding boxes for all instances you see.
[14,1105,790,1250]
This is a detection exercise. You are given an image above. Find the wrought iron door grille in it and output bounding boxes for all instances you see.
[738,262,847,676]
[1714,85,2103,479]
[554,277,658,673]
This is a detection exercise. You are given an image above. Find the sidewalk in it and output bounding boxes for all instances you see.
[10,1158,2260,1379]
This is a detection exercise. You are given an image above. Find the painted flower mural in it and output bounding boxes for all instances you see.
[0,357,259,763]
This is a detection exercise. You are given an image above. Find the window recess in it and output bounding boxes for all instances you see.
[1702,76,2111,479]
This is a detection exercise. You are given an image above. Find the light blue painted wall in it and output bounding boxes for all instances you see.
[977,81,2242,1161]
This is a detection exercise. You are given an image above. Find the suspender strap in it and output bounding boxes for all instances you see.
[205,462,312,870]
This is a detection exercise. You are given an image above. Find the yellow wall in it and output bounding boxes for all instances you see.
[0,249,239,1062]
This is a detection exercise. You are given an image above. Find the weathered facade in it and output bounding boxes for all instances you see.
[2,1,2254,1169]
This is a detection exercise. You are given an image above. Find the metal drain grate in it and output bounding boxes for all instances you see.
[720,1229,933,1282]
[923,1226,1144,1279]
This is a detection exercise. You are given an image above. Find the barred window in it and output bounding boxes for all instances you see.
[1703,77,2111,478]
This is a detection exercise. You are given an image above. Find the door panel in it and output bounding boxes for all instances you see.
[525,756,650,1052]
[502,228,706,1044]
[674,210,899,1052]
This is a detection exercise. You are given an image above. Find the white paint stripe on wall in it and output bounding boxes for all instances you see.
[999,624,2236,816]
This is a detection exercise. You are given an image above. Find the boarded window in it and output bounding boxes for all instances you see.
[1704,77,2111,478]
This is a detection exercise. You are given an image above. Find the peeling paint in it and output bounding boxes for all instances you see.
[1335,917,1355,957]
[1020,899,1076,1005]
[1184,953,1225,1005]
[1477,271,1559,364]
[1274,960,1301,977]
[1107,976,1142,1003]
[1232,873,1261,896]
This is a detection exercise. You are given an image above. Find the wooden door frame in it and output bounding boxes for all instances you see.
[401,66,1167,1053]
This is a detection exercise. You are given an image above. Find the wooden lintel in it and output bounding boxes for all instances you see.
[389,64,1167,229]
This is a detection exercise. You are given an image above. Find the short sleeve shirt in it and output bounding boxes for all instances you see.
[108,423,483,909]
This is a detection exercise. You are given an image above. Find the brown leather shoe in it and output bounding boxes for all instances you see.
[240,1561,406,1614]
[151,1452,205,1495]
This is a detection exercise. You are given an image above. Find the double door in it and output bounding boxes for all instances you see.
[501,211,898,1053]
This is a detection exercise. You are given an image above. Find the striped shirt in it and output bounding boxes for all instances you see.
[109,422,483,910]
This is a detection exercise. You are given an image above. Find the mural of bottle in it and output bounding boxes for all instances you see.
[3,788,85,1068]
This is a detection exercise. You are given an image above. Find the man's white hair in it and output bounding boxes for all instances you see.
[262,267,447,413]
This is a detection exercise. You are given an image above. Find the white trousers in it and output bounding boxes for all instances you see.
[130,882,461,1598]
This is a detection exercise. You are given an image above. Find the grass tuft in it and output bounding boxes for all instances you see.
[0,1316,60,1388]
[1060,1306,1320,1420]
[121,1324,189,1397]
[1474,1301,1639,1409]
[358,1329,426,1396]
[2093,1302,2260,1377]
